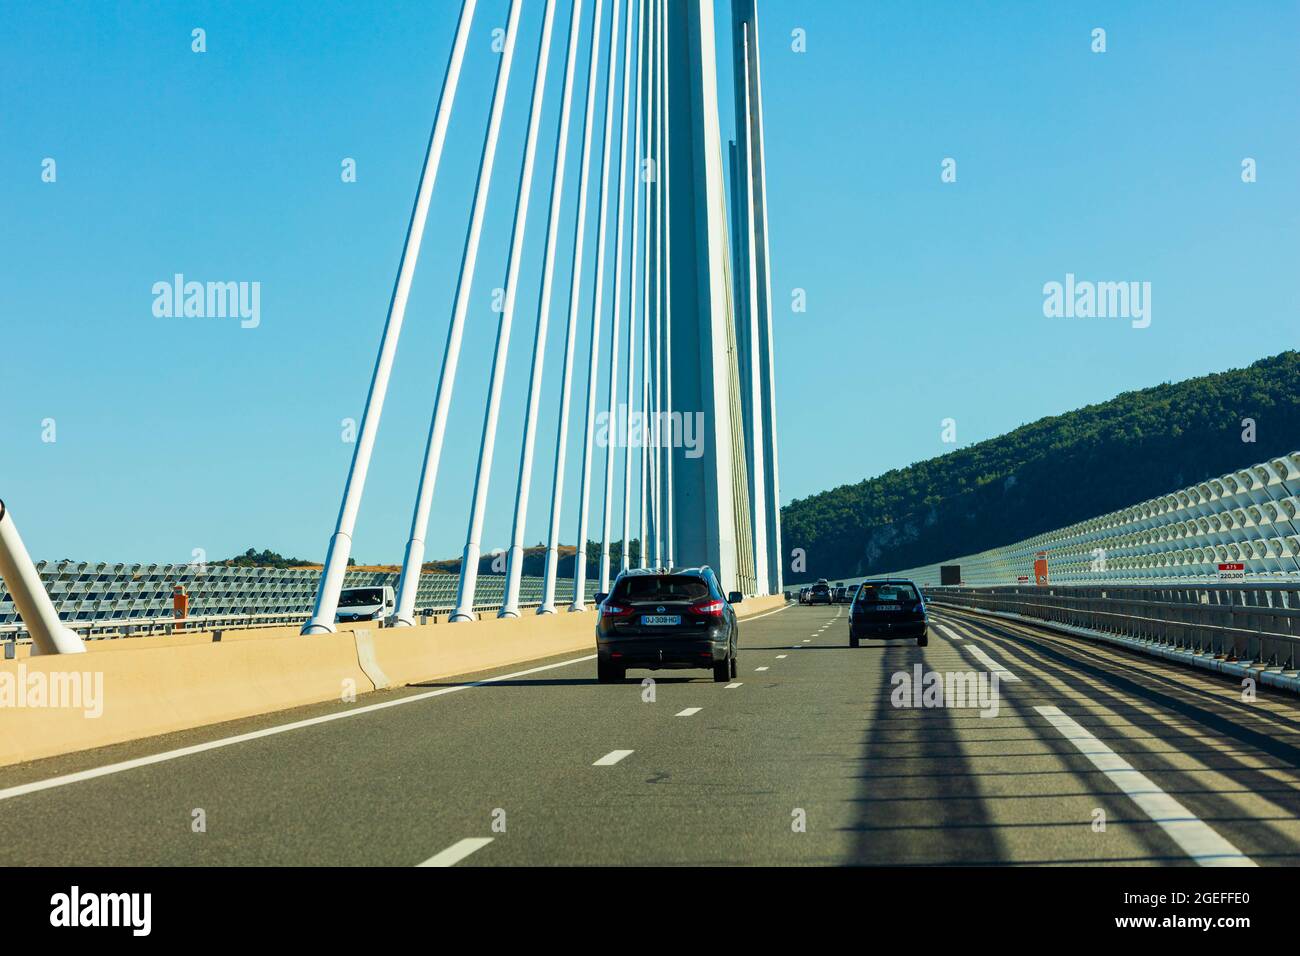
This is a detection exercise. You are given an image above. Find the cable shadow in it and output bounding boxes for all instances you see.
[845,639,1006,864]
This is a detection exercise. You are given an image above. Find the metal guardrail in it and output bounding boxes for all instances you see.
[1,563,598,627]
[0,611,308,645]
[925,584,1300,671]
[0,595,573,646]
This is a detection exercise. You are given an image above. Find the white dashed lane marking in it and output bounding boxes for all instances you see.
[963,644,1021,682]
[593,750,634,766]
[418,837,494,867]
[675,708,702,717]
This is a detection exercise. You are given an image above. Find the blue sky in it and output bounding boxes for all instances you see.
[2,0,1297,564]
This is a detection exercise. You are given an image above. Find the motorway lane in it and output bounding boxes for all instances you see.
[0,602,1296,865]
[931,605,1300,865]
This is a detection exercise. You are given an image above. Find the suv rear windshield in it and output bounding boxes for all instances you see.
[612,575,711,603]
[855,583,919,604]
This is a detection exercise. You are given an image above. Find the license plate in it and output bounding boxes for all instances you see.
[874,604,900,611]
[641,615,680,626]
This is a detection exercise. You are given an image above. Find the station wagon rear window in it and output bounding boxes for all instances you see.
[855,583,919,604]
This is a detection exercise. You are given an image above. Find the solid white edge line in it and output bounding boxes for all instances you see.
[1034,705,1256,867]
[593,749,634,766]
[738,602,794,623]
[0,653,599,802]
[417,837,494,867]
[675,707,701,717]
[963,643,1021,682]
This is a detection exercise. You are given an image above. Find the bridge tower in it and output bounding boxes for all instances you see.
[660,0,780,596]
[298,0,784,633]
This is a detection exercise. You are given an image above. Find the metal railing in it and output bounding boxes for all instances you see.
[0,610,308,645]
[1,560,598,637]
[0,592,593,646]
[926,583,1300,671]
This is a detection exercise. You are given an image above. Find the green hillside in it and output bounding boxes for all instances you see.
[781,351,1300,583]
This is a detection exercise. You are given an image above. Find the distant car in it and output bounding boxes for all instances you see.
[798,586,810,604]
[849,579,927,647]
[336,585,395,623]
[594,567,741,683]
[808,582,831,605]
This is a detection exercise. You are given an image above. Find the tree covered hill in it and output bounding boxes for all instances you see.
[781,351,1300,583]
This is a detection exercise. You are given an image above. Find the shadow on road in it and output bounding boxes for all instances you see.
[410,675,706,689]
[840,639,1004,864]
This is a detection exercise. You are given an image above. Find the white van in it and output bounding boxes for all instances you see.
[336,586,396,624]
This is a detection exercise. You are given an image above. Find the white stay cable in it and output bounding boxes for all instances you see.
[450,0,561,623]
[540,0,607,614]
[569,0,625,611]
[499,2,587,619]
[393,0,525,627]
[598,0,640,593]
[304,0,477,634]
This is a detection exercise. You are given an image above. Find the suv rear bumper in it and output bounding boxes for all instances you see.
[851,620,927,639]
[598,639,728,669]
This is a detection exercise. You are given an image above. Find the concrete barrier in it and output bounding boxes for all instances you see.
[0,629,369,767]
[737,594,790,618]
[0,594,790,767]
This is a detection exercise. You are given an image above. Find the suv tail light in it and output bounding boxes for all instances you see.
[690,599,726,618]
[600,603,634,619]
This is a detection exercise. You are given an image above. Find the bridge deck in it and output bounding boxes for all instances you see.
[1,604,1296,866]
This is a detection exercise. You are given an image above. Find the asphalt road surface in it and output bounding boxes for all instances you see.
[2,602,1298,866]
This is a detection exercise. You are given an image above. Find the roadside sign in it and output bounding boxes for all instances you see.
[1217,562,1245,582]
[1017,575,1030,584]
[1033,551,1049,586]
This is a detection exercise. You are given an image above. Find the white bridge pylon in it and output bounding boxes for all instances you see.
[302,0,782,635]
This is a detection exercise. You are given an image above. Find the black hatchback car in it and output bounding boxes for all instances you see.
[594,568,742,683]
[849,579,928,647]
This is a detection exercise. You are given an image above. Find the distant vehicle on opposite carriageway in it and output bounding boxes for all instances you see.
[336,585,395,624]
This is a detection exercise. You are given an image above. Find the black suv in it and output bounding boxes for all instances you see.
[594,568,742,683]
[849,579,928,647]
[808,581,831,605]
